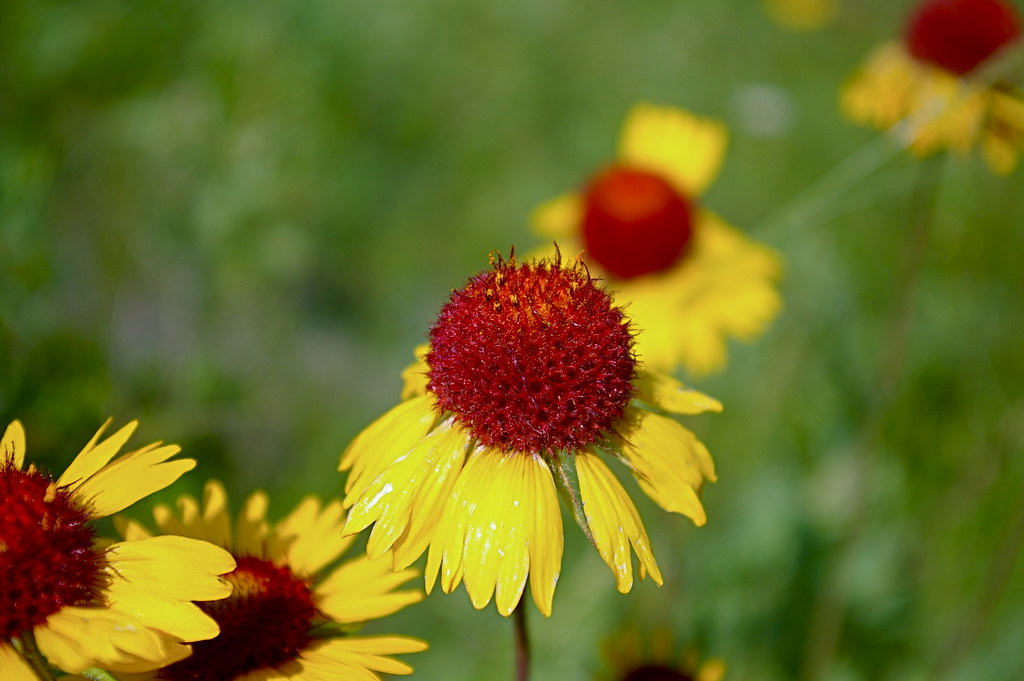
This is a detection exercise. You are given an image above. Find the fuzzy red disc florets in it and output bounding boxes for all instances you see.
[159,556,317,681]
[0,464,104,638]
[905,0,1022,76]
[581,165,695,280]
[426,254,637,455]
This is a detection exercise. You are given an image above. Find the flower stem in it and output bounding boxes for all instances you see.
[513,600,531,681]
[12,631,57,681]
[80,669,121,681]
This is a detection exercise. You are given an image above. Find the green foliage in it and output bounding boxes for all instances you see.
[2,1,1022,680]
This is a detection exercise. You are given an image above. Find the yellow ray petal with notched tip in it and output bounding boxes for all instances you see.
[277,495,352,577]
[36,606,188,674]
[234,488,271,558]
[343,418,471,567]
[427,448,563,616]
[1,420,26,469]
[340,394,437,496]
[57,420,138,490]
[70,444,195,518]
[103,536,235,602]
[618,102,728,198]
[300,637,428,678]
[614,406,714,526]
[576,449,662,592]
[316,555,423,624]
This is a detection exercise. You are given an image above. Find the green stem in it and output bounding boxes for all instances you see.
[12,631,57,681]
[513,600,530,681]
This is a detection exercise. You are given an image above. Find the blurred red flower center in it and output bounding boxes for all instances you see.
[427,256,636,455]
[904,0,1022,75]
[581,165,695,280]
[0,464,102,638]
[159,556,317,681]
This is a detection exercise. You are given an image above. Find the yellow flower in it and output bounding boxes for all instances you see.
[599,628,725,681]
[762,0,839,31]
[115,480,427,681]
[532,103,783,376]
[841,0,1024,174]
[341,253,720,617]
[0,420,235,679]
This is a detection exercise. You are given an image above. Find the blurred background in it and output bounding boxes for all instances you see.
[2,1,1022,679]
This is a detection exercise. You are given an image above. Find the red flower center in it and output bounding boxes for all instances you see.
[581,165,695,280]
[621,664,696,681]
[427,255,637,455]
[159,556,318,681]
[0,464,103,639]
[904,0,1022,76]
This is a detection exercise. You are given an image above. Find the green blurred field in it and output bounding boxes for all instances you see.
[2,1,1023,680]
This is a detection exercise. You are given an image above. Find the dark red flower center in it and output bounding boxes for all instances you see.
[581,165,695,280]
[0,463,103,639]
[621,664,696,681]
[159,556,318,681]
[904,0,1022,75]
[427,254,637,455]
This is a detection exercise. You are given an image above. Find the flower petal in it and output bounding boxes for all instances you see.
[1,420,26,469]
[317,555,422,624]
[104,536,236,602]
[576,449,662,592]
[614,406,714,525]
[56,419,137,490]
[344,418,471,568]
[300,636,427,678]
[71,443,195,518]
[340,395,436,496]
[531,193,583,239]
[633,371,722,414]
[0,643,37,681]
[618,102,728,197]
[277,495,353,576]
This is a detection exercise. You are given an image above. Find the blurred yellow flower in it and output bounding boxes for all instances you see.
[599,628,725,681]
[762,0,839,31]
[532,103,783,376]
[841,0,1024,174]
[117,480,427,681]
[115,477,423,679]
[0,420,234,679]
[341,254,720,617]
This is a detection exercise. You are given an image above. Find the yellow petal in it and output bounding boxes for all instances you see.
[104,536,236,601]
[762,0,838,31]
[36,606,184,674]
[0,643,37,681]
[301,637,427,678]
[340,395,436,496]
[277,496,352,576]
[71,444,195,518]
[400,346,431,400]
[234,489,271,558]
[344,418,470,567]
[1,420,26,469]
[633,370,722,414]
[618,102,728,197]
[576,449,662,592]
[614,406,714,525]
[624,211,783,375]
[103,588,221,642]
[531,193,583,239]
[56,419,137,490]
[317,555,422,624]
